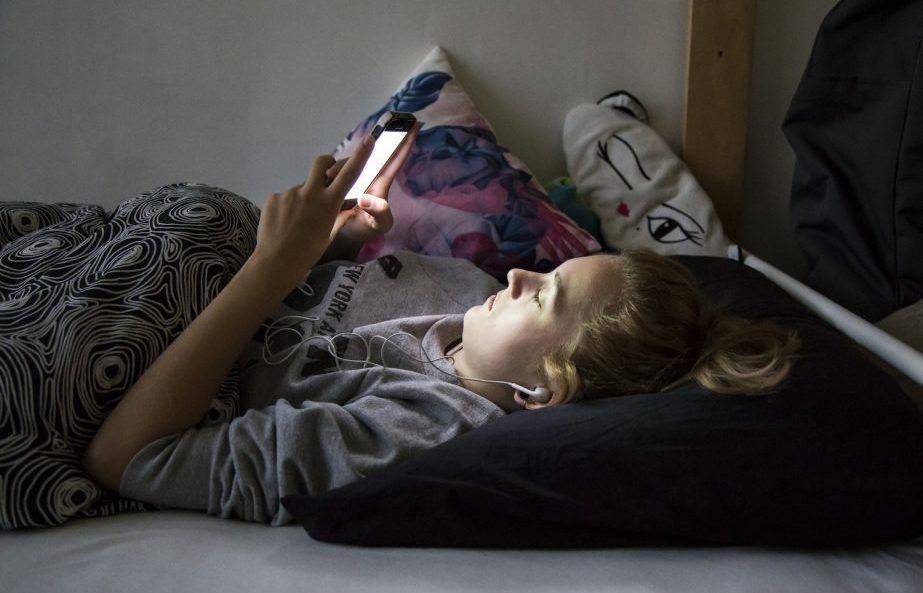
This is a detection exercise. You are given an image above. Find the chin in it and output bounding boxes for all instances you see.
[461,305,483,343]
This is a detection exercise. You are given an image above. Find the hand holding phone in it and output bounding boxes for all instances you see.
[341,111,416,208]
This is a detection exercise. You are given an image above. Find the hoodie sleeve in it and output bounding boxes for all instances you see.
[118,368,503,525]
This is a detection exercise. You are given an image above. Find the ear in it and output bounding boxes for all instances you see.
[509,384,552,407]
[512,391,530,409]
[512,388,556,411]
[530,386,552,402]
[527,375,575,409]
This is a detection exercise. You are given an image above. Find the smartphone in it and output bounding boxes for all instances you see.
[342,111,417,208]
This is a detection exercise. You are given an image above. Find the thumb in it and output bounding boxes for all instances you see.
[358,194,388,213]
[358,194,393,233]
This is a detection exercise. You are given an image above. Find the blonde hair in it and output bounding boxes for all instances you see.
[535,249,800,408]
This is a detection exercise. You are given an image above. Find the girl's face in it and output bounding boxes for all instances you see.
[456,254,621,409]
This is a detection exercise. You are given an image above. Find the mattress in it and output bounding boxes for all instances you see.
[1,510,922,593]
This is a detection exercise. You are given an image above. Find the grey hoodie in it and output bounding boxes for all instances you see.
[119,252,505,525]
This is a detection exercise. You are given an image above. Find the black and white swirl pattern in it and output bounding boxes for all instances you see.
[0,184,259,529]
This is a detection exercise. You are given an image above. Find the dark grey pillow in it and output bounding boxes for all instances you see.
[282,256,923,547]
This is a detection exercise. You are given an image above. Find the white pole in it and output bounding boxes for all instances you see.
[740,250,923,388]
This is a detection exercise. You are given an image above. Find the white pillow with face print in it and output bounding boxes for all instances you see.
[563,98,732,257]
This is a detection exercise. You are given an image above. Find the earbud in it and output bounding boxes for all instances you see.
[510,383,551,403]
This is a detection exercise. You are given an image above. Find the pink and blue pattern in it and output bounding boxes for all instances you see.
[333,47,600,280]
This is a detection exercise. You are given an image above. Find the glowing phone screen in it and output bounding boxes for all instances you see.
[344,130,407,204]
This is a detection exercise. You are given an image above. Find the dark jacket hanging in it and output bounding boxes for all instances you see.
[783,0,923,322]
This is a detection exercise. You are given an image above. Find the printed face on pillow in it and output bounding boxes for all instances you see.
[645,201,705,246]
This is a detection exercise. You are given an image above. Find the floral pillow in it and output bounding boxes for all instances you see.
[332,47,601,280]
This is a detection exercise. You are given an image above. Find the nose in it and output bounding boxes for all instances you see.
[506,268,538,299]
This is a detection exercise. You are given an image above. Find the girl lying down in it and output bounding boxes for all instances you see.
[82,126,798,525]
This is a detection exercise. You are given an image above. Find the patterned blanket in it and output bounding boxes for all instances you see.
[0,184,259,528]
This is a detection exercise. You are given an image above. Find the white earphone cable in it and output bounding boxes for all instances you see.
[259,314,547,400]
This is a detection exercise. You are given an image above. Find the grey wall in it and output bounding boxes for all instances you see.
[0,0,685,206]
[1,0,837,279]
[743,0,838,279]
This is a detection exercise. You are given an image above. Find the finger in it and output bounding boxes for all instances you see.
[334,206,358,228]
[358,195,393,230]
[358,193,387,210]
[304,155,336,191]
[329,209,350,241]
[328,133,376,196]
[325,158,348,185]
[389,122,419,169]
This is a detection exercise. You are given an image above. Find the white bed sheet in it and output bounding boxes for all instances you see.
[3,510,923,593]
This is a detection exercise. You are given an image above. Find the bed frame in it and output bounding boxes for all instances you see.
[683,0,755,245]
[4,2,923,592]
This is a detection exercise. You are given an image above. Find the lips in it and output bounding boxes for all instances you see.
[486,293,497,311]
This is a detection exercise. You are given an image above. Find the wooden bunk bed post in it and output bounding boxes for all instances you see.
[683,0,756,244]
